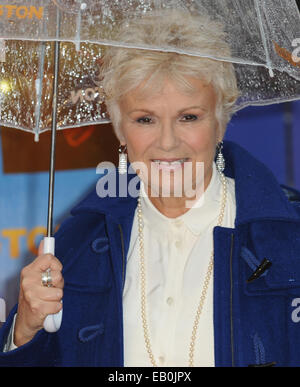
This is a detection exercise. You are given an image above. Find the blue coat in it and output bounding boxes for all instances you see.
[1,140,300,367]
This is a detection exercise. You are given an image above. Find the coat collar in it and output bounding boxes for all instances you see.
[71,141,299,225]
[222,141,299,225]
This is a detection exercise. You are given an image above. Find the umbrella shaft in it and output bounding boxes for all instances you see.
[47,39,60,238]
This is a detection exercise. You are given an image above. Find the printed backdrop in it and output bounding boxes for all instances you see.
[0,102,299,324]
[0,123,118,323]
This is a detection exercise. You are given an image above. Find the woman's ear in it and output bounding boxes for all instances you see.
[217,123,226,145]
[112,124,126,145]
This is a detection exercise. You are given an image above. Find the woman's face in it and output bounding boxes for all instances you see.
[118,76,221,202]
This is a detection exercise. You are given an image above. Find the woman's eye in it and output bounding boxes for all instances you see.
[181,114,198,122]
[137,116,153,124]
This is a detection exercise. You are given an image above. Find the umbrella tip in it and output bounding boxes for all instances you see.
[34,132,40,142]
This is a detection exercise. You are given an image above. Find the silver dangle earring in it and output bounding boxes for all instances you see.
[216,141,225,173]
[118,145,127,175]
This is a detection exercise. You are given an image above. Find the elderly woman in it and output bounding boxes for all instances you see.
[1,10,300,367]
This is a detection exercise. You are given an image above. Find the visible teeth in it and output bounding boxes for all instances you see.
[153,158,187,165]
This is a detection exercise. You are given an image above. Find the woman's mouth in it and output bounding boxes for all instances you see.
[151,158,190,171]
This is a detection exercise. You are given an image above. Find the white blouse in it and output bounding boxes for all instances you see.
[123,162,236,367]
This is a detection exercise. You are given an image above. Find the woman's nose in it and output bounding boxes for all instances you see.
[158,122,178,151]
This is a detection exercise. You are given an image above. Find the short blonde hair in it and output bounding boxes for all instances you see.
[100,9,240,138]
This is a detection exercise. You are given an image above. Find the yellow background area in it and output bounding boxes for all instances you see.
[1,225,60,259]
[0,5,43,19]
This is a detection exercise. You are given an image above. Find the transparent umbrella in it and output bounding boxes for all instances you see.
[0,0,299,332]
[0,0,299,128]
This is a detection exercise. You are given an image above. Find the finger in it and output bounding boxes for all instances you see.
[24,285,63,304]
[22,272,63,301]
[29,300,63,322]
[33,254,63,273]
[38,239,44,256]
[38,287,63,302]
[41,301,63,319]
[26,267,64,289]
[40,269,64,289]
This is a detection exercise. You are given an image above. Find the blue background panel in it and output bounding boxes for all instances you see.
[226,102,299,190]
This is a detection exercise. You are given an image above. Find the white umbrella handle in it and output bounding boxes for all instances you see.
[42,236,63,332]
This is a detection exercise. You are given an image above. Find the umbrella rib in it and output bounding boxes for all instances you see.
[34,42,46,142]
[0,36,279,69]
[253,0,274,77]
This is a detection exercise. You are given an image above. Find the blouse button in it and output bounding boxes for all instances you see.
[158,356,165,365]
[174,219,183,227]
[175,239,181,248]
[166,297,174,306]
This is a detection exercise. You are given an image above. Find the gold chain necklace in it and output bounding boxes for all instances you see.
[137,171,228,367]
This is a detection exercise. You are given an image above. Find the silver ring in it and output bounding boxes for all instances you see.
[41,268,53,288]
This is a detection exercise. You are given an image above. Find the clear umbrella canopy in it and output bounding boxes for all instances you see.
[0,40,107,138]
[0,0,299,138]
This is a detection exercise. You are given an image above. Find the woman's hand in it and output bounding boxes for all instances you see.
[14,241,64,347]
